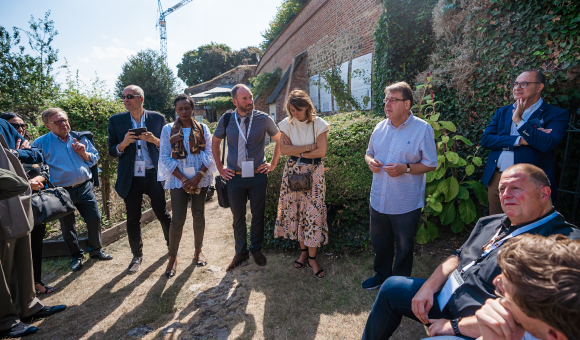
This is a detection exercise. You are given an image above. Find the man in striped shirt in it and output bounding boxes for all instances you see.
[362,81,438,290]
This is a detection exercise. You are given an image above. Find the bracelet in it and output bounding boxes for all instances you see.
[198,170,206,176]
[300,153,305,158]
[180,177,187,183]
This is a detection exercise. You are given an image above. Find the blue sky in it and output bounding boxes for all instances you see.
[1,0,282,93]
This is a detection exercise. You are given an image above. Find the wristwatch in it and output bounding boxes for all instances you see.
[10,149,19,158]
[450,317,462,336]
[406,164,411,173]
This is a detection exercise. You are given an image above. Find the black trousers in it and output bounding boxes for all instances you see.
[30,223,46,283]
[123,170,171,258]
[370,206,422,280]
[226,173,268,255]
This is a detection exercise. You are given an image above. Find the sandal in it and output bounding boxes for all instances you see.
[165,257,177,278]
[35,281,56,294]
[194,250,207,267]
[294,248,308,270]
[306,256,325,279]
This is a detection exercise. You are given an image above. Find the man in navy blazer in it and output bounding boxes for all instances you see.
[0,118,42,164]
[108,85,171,273]
[481,70,569,215]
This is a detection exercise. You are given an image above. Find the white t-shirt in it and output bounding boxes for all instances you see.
[278,116,330,145]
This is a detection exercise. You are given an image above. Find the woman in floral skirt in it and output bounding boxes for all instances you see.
[274,89,329,279]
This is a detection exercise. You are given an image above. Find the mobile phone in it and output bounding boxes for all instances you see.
[129,127,147,136]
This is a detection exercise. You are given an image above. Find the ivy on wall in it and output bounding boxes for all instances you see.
[197,96,235,110]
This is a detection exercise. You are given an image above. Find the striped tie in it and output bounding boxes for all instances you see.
[237,115,247,169]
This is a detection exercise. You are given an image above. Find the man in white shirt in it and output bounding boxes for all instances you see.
[475,233,579,340]
[362,81,437,290]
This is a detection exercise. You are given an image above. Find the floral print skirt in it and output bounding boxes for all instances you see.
[274,159,328,247]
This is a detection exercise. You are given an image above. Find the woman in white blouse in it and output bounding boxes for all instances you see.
[158,94,216,278]
[274,89,330,279]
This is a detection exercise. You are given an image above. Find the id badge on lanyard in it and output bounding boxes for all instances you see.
[134,118,146,177]
[242,158,254,178]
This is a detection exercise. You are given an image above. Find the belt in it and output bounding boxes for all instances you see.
[234,170,262,175]
[289,156,322,165]
[64,179,89,189]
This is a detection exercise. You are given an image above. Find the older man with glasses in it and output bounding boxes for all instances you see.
[480,69,569,215]
[32,108,112,271]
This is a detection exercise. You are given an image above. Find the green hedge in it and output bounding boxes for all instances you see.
[262,112,382,251]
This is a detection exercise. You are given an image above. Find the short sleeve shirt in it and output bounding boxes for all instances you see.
[278,116,329,145]
[214,110,279,171]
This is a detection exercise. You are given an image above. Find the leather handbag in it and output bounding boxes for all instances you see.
[31,179,76,226]
[215,111,233,208]
[0,135,34,239]
[288,122,316,192]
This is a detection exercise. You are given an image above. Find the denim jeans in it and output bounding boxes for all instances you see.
[60,180,102,259]
[362,276,455,340]
[226,173,268,255]
[370,206,422,280]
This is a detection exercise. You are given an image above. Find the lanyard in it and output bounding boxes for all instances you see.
[234,111,254,145]
[132,113,145,158]
[461,211,558,274]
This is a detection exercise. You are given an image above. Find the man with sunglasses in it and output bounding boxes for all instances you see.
[108,85,171,273]
[475,233,580,340]
[480,70,569,215]
[33,108,112,271]
[362,81,438,290]
[361,163,580,340]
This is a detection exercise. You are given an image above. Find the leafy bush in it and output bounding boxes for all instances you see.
[260,0,308,50]
[197,96,235,110]
[262,111,382,252]
[249,68,282,98]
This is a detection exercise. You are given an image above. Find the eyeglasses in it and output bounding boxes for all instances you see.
[121,94,142,100]
[513,81,541,89]
[383,98,407,104]
[50,119,69,126]
[10,123,28,130]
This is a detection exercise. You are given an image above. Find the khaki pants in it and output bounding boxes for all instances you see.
[487,169,504,215]
[0,235,44,331]
[168,187,209,257]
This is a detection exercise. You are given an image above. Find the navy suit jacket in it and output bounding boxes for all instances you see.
[480,101,569,192]
[108,110,166,199]
[0,118,42,164]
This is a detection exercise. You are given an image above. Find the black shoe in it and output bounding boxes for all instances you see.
[226,253,250,271]
[127,257,142,273]
[361,275,384,290]
[90,250,113,261]
[251,251,267,266]
[70,258,83,271]
[0,323,38,338]
[21,305,66,323]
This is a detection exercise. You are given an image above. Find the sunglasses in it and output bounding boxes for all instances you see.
[121,94,142,100]
[10,122,28,130]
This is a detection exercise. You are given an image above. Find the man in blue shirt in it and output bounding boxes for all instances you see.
[33,108,112,271]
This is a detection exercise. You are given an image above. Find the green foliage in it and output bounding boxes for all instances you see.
[260,0,308,50]
[177,43,261,86]
[0,11,60,123]
[320,67,361,112]
[414,78,487,244]
[372,0,438,115]
[115,49,178,120]
[197,96,235,110]
[249,68,282,98]
[263,112,382,251]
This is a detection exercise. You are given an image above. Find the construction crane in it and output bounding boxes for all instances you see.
[157,0,194,59]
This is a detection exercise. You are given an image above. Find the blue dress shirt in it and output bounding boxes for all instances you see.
[32,132,99,187]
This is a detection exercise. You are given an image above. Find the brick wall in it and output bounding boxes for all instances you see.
[256,0,382,77]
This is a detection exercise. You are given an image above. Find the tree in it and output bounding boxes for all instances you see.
[0,11,60,123]
[177,43,262,87]
[115,49,178,118]
[260,0,308,50]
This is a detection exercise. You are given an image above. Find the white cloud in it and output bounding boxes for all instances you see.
[90,46,136,61]
[136,36,158,48]
[113,38,122,45]
[100,35,108,39]
[78,57,90,63]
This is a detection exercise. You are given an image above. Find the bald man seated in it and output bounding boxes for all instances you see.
[361,163,580,340]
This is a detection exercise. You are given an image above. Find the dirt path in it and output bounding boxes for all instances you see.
[29,198,444,340]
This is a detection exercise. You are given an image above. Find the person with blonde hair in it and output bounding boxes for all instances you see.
[274,89,330,279]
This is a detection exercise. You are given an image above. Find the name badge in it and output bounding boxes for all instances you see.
[134,161,146,177]
[242,158,254,178]
[182,167,196,179]
[437,269,464,311]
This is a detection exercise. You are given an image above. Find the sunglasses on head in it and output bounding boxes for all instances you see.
[121,94,142,100]
[10,122,28,129]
